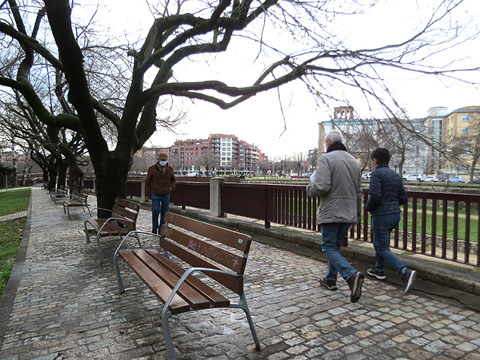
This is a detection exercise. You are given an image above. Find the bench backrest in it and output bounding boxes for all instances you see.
[112,198,140,230]
[78,190,89,203]
[161,212,252,295]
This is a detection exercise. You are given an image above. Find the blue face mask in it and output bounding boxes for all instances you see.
[159,160,167,166]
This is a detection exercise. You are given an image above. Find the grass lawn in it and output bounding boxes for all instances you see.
[0,188,30,298]
[0,218,26,298]
[0,189,31,217]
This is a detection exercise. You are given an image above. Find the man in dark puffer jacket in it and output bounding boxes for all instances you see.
[366,148,416,295]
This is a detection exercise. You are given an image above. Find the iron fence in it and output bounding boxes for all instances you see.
[168,181,480,267]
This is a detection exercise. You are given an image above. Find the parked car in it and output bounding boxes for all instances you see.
[361,172,371,180]
[447,176,465,183]
[469,178,480,184]
[422,175,439,183]
[404,174,421,182]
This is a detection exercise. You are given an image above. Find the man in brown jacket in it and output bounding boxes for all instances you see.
[145,152,176,234]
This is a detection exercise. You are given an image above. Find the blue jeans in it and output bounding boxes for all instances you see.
[321,223,356,281]
[151,193,170,233]
[372,213,406,274]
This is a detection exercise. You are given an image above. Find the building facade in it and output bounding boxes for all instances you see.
[318,106,428,175]
[441,106,480,178]
[425,106,448,175]
[166,134,266,175]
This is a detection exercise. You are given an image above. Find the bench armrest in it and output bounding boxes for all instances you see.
[69,193,87,201]
[96,216,134,235]
[163,267,240,317]
[89,207,113,214]
[113,230,160,256]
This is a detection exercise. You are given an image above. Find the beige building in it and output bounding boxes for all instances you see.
[441,106,480,177]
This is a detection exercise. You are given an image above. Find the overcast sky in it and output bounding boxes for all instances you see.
[99,0,480,159]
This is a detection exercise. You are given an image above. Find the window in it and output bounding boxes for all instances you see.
[462,115,469,122]
[462,127,469,135]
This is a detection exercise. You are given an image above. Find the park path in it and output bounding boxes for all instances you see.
[0,186,479,359]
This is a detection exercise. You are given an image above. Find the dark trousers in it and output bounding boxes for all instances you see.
[151,193,170,233]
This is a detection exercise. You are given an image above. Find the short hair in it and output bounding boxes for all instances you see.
[325,130,343,144]
[371,148,390,165]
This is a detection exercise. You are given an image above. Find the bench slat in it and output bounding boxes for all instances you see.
[88,219,130,235]
[116,198,139,210]
[112,209,137,229]
[119,250,190,313]
[165,213,251,252]
[160,238,244,295]
[113,205,138,222]
[131,249,213,311]
[163,226,246,273]
[145,249,230,307]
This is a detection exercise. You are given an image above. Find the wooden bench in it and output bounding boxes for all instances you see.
[113,212,261,360]
[63,190,91,219]
[50,188,68,205]
[84,198,140,263]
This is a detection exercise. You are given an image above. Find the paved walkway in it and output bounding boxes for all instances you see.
[0,187,479,359]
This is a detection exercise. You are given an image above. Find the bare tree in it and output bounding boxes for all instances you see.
[0,0,478,212]
[0,91,88,192]
[345,126,378,173]
[465,114,480,181]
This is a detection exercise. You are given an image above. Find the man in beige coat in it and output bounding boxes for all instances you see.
[307,130,364,303]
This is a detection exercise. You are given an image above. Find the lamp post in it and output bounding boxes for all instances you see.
[12,140,17,188]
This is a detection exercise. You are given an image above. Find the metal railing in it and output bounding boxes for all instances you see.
[167,181,480,267]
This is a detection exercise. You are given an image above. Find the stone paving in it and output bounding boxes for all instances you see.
[1,187,480,359]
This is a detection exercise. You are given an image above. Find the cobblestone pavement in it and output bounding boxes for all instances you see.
[1,187,480,359]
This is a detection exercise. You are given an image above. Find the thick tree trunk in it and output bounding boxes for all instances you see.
[67,165,84,195]
[94,152,132,218]
[42,168,49,188]
[57,160,68,190]
[47,167,57,191]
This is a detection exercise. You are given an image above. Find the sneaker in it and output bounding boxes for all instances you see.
[347,272,364,303]
[367,268,386,280]
[402,269,416,295]
[319,278,337,291]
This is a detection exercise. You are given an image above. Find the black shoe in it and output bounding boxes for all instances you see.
[152,228,158,234]
[367,267,386,280]
[319,278,337,291]
[347,272,364,303]
[402,269,416,294]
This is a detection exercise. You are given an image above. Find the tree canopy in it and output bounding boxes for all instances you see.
[0,0,478,210]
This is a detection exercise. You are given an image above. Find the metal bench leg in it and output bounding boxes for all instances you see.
[66,207,72,220]
[96,234,104,264]
[231,294,261,351]
[114,254,125,294]
[162,310,175,360]
[84,221,91,243]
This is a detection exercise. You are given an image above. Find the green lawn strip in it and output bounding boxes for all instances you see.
[399,213,478,243]
[0,189,31,216]
[0,217,26,298]
[283,197,478,242]
[406,202,479,217]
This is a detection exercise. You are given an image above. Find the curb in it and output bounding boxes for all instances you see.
[0,191,33,348]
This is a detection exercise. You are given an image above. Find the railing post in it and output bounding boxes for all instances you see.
[140,179,146,202]
[264,185,271,228]
[210,177,225,217]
